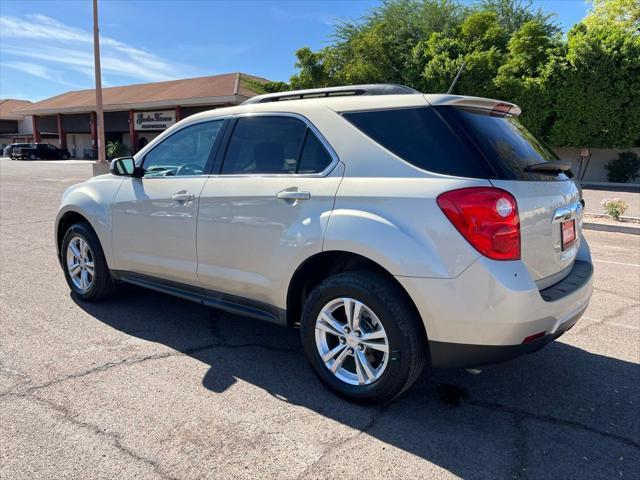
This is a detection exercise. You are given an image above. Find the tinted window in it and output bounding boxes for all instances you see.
[222,116,306,174]
[342,107,492,178]
[142,120,223,177]
[439,106,568,181]
[298,131,332,173]
[222,116,332,175]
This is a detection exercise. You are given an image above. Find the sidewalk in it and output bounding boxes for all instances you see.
[582,186,640,218]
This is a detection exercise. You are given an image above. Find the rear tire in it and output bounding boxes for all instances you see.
[300,271,428,404]
[61,222,115,301]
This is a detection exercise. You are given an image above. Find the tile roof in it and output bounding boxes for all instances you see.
[15,72,269,115]
[0,99,33,119]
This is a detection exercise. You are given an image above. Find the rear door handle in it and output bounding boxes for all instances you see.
[172,192,195,202]
[276,189,311,201]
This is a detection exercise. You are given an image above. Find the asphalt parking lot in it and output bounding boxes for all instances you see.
[1,157,639,480]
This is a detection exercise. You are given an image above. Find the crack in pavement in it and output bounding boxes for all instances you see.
[593,286,640,302]
[467,399,640,450]
[2,219,53,227]
[294,404,389,480]
[575,303,639,336]
[0,361,33,396]
[8,393,179,480]
[0,338,302,399]
[2,351,180,398]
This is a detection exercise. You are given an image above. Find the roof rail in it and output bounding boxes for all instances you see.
[242,84,420,105]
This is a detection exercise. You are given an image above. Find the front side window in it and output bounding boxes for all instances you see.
[142,120,223,177]
[221,116,332,174]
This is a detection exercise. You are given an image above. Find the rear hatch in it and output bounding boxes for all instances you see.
[435,103,582,288]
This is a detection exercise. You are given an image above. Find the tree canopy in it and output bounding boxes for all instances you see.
[282,0,639,148]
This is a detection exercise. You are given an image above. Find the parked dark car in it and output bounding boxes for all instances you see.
[14,143,70,160]
[4,143,34,158]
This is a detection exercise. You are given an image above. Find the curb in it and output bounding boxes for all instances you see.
[583,221,640,235]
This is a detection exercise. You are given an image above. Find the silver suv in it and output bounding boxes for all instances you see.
[56,85,593,403]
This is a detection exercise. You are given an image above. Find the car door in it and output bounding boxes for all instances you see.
[196,114,344,307]
[111,119,226,284]
[44,144,55,159]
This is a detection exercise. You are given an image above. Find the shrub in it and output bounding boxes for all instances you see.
[601,198,628,221]
[106,141,130,160]
[605,151,640,183]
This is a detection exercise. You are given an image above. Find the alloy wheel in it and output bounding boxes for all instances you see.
[66,236,95,292]
[315,297,389,386]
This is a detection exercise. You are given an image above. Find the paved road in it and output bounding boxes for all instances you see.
[1,157,639,480]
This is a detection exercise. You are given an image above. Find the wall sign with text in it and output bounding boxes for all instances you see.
[134,110,176,130]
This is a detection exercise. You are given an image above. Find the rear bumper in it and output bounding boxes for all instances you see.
[428,305,585,368]
[396,237,593,368]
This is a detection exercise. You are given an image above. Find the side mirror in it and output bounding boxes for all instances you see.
[110,157,143,177]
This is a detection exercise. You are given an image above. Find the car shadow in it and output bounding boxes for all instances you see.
[73,286,640,479]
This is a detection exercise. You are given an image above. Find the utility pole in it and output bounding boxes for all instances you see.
[93,0,106,163]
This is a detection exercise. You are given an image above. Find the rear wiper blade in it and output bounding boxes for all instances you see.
[524,161,572,174]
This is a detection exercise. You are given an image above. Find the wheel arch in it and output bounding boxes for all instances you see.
[56,210,103,266]
[286,250,426,339]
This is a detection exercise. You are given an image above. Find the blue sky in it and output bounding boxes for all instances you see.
[0,0,590,102]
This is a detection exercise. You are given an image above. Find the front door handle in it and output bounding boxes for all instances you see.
[172,192,195,202]
[276,189,311,201]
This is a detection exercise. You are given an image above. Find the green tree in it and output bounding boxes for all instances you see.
[479,0,558,34]
[290,0,464,88]
[494,20,561,138]
[412,12,507,97]
[583,0,640,32]
[548,19,640,147]
[290,47,333,89]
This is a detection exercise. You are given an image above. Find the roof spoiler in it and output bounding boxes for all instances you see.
[425,94,522,116]
[242,84,420,105]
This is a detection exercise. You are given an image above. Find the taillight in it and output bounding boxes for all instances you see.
[436,187,520,261]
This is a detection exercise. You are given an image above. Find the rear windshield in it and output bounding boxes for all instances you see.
[342,107,494,178]
[437,106,570,181]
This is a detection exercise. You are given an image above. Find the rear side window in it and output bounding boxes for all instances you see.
[298,132,332,173]
[342,107,493,178]
[221,116,332,174]
[438,106,569,181]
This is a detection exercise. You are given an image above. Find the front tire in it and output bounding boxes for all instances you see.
[300,271,428,404]
[61,222,115,301]
[28,153,37,160]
